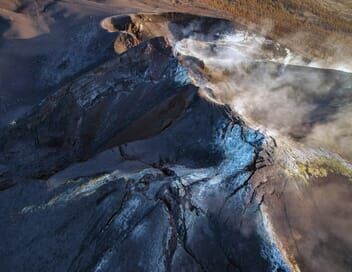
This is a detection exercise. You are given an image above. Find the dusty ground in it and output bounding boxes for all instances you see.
[2,0,351,126]
[180,0,352,60]
[1,2,352,272]
[0,0,222,127]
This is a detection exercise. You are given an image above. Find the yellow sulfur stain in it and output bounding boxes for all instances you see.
[296,157,352,182]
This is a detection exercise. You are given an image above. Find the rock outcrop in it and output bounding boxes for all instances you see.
[0,34,289,271]
[1,10,352,272]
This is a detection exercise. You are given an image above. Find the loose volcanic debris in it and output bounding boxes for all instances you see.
[0,11,351,272]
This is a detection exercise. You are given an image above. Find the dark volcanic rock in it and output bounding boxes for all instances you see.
[1,9,352,272]
[0,37,191,178]
[0,9,116,127]
[114,32,140,54]
[0,34,287,271]
[110,15,134,31]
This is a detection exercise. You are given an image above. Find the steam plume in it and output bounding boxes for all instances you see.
[173,29,352,162]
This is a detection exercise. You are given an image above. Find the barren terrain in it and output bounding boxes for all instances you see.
[1,1,351,272]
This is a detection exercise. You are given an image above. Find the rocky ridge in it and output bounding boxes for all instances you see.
[0,12,351,272]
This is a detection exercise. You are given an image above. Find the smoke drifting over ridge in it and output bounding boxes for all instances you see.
[173,28,352,161]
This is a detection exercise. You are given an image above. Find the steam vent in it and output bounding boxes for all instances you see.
[1,1,352,272]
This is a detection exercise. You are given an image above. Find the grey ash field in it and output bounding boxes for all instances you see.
[0,1,352,272]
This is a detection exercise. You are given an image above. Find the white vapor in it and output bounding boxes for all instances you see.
[174,30,352,161]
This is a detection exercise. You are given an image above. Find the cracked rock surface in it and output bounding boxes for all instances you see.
[0,33,287,271]
[1,6,352,272]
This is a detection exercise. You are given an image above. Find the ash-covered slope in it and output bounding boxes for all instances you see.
[0,35,287,272]
[1,9,352,272]
[0,0,119,128]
